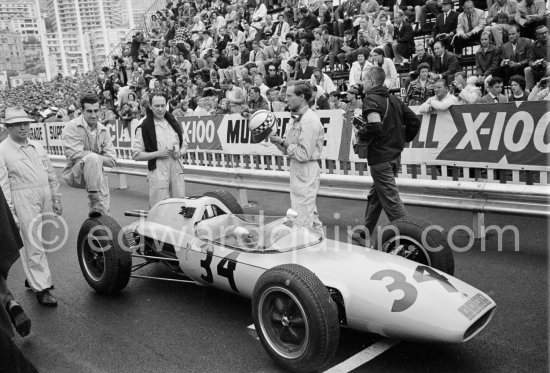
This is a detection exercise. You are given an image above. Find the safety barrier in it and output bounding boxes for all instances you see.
[48,155,550,239]
[37,102,549,237]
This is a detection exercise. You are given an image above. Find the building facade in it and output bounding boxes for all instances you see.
[45,0,130,75]
[0,0,41,42]
[0,30,25,71]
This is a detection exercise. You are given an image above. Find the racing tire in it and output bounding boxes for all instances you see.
[203,190,243,214]
[371,216,455,275]
[252,264,340,373]
[77,215,132,294]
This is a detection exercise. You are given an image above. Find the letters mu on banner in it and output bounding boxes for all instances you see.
[29,102,549,169]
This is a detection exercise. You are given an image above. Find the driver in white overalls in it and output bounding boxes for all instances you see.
[269,83,324,234]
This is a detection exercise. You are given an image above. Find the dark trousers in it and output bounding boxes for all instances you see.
[365,156,408,236]
[497,64,526,85]
[452,31,482,55]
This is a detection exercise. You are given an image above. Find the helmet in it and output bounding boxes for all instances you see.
[247,110,277,142]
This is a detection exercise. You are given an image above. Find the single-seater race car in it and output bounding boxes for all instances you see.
[77,190,496,373]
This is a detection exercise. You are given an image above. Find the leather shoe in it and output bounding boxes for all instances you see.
[5,300,31,337]
[36,290,58,307]
[349,229,370,247]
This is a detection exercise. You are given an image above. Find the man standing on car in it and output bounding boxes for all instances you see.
[61,94,117,217]
[350,67,421,246]
[269,83,324,234]
[0,106,62,306]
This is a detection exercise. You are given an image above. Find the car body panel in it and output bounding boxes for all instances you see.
[129,198,496,344]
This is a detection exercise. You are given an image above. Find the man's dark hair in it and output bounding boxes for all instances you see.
[286,34,295,41]
[487,76,503,87]
[435,78,448,88]
[372,47,385,57]
[149,91,168,105]
[535,24,548,34]
[509,75,526,90]
[290,82,312,102]
[364,66,385,86]
[434,40,446,49]
[250,86,260,94]
[80,94,99,108]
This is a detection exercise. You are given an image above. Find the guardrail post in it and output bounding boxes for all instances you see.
[472,211,485,239]
[118,174,128,190]
[238,188,249,207]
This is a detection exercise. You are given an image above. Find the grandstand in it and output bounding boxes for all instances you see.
[1,0,549,121]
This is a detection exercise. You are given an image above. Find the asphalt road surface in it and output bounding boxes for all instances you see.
[8,171,548,373]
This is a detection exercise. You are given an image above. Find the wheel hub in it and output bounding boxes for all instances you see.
[281,315,290,327]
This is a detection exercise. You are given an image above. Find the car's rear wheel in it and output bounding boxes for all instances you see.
[77,215,132,294]
[252,264,339,373]
[203,190,243,214]
[371,216,455,275]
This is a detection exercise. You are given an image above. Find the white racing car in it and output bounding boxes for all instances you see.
[77,190,496,373]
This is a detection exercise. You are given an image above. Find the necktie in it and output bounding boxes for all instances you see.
[444,12,447,24]
[467,14,473,32]
[269,102,273,112]
[494,96,498,103]
[359,65,364,80]
[512,43,516,55]
[277,24,282,36]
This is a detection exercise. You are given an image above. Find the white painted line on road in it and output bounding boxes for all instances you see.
[323,338,399,373]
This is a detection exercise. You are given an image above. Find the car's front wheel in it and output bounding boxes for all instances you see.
[77,215,132,294]
[252,264,339,373]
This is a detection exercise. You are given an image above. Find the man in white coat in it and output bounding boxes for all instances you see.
[269,83,324,234]
[0,107,62,306]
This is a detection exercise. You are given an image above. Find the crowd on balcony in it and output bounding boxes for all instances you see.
[0,0,549,123]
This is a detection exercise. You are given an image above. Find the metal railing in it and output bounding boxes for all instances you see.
[48,155,550,239]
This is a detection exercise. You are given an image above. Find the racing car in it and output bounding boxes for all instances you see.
[77,190,496,373]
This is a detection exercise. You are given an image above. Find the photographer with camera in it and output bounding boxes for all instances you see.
[499,25,532,85]
[350,67,421,246]
[528,74,550,101]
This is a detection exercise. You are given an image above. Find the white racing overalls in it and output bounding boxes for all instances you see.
[0,138,61,291]
[283,107,324,234]
[61,116,117,215]
[133,118,187,208]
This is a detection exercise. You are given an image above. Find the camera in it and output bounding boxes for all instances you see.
[352,115,369,159]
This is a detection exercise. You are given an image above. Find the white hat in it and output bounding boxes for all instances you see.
[1,106,34,125]
[248,110,277,142]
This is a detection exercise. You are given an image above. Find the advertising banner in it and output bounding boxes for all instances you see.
[30,101,550,169]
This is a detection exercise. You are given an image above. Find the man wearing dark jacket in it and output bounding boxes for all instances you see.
[408,44,434,82]
[0,186,31,339]
[392,11,415,64]
[431,40,461,84]
[429,0,458,50]
[0,186,36,370]
[350,67,421,245]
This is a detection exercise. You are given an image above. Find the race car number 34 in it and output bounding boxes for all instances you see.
[199,244,241,293]
[371,266,458,312]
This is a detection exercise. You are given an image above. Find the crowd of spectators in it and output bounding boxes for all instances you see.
[0,0,549,124]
